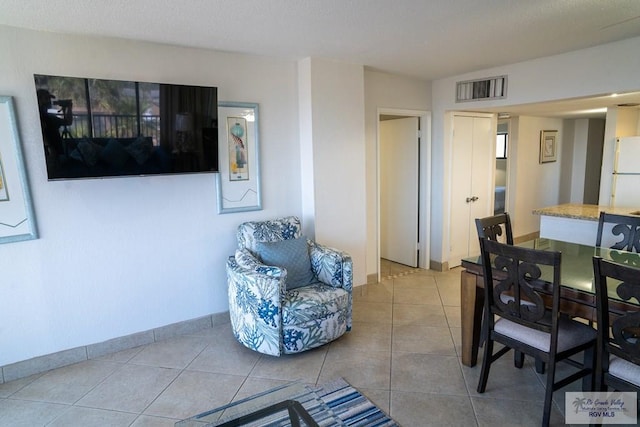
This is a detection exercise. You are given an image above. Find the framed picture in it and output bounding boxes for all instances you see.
[539,130,557,163]
[0,96,38,243]
[216,102,262,214]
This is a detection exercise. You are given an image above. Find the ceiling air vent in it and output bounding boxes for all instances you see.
[456,75,507,102]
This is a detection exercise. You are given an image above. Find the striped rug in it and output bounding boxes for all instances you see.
[178,378,399,426]
[313,378,399,427]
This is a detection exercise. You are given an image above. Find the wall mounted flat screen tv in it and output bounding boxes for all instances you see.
[34,74,218,180]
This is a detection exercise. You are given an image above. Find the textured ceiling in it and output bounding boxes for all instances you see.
[2,0,640,118]
[1,0,640,81]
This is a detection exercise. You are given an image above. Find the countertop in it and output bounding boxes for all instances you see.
[532,203,640,221]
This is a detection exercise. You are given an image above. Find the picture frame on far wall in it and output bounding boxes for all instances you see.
[216,102,262,214]
[0,96,38,243]
[539,129,558,163]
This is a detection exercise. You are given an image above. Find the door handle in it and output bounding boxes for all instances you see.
[466,196,479,203]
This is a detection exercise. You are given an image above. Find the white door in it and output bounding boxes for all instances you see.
[449,115,494,267]
[380,117,419,267]
[468,117,494,256]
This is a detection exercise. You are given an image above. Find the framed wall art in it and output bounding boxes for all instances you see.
[0,96,38,243]
[216,102,262,213]
[539,130,558,163]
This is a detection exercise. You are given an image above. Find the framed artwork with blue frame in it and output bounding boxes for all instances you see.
[216,102,262,214]
[0,96,38,243]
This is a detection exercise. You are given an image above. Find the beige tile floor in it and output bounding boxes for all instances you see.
[0,260,581,426]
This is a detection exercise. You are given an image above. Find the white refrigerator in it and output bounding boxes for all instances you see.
[611,136,640,208]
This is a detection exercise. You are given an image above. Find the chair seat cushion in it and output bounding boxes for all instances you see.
[282,283,349,326]
[494,316,595,352]
[609,355,640,387]
[281,284,349,353]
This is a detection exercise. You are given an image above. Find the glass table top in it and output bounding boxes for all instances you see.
[462,238,640,299]
[175,381,342,427]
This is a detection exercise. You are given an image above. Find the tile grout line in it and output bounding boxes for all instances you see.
[136,338,217,419]
[387,274,396,418]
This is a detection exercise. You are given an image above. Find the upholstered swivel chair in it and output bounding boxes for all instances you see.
[477,238,596,427]
[593,257,640,394]
[226,216,352,356]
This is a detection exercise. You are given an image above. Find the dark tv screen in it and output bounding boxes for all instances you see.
[34,74,218,180]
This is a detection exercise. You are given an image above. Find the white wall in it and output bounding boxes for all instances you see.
[431,36,640,266]
[510,116,564,237]
[0,26,302,366]
[363,70,430,276]
[569,119,588,203]
[297,58,316,235]
[495,160,507,187]
[298,58,367,285]
[583,119,605,204]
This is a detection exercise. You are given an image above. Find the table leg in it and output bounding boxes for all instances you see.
[461,270,484,367]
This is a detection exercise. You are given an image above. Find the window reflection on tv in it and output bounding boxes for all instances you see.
[34,74,218,180]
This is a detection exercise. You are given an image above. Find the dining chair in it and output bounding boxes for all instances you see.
[477,238,597,427]
[592,256,640,393]
[475,212,537,370]
[595,212,640,252]
[475,212,513,245]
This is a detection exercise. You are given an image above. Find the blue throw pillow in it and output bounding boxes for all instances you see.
[255,237,316,290]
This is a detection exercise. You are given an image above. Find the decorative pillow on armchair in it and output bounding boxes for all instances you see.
[255,237,316,289]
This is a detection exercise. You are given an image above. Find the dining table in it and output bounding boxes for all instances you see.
[460,238,640,367]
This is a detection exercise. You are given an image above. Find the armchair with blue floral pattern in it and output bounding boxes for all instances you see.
[227,216,352,356]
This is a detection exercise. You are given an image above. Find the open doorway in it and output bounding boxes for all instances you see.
[377,108,430,281]
[495,119,509,215]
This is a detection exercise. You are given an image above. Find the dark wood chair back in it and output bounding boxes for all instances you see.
[595,212,640,252]
[475,213,514,245]
[480,238,559,333]
[593,256,640,392]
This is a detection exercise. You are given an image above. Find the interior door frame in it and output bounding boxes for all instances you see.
[376,108,431,281]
